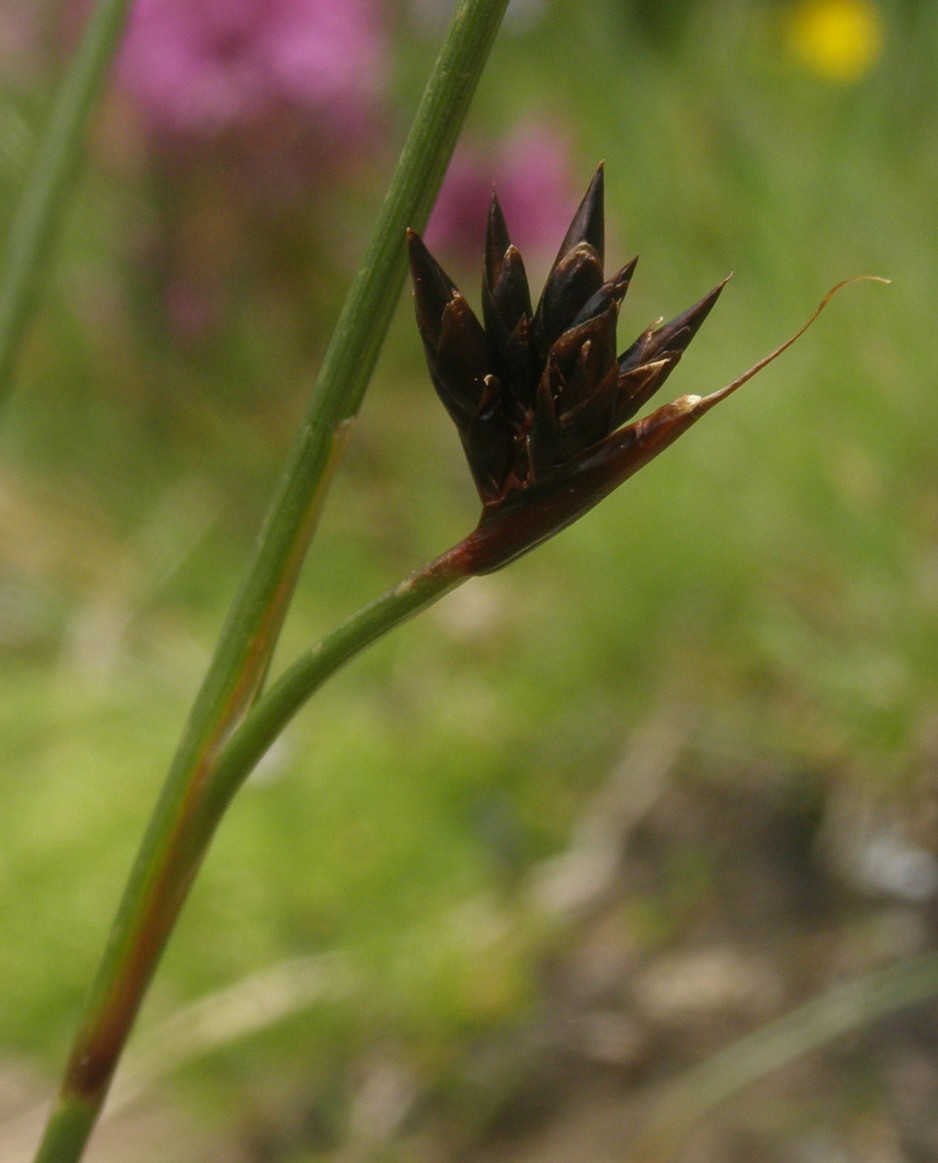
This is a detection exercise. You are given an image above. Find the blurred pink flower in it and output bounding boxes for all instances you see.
[117,0,386,138]
[0,2,41,84]
[427,120,581,261]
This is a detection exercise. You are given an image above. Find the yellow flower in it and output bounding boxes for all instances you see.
[785,0,883,83]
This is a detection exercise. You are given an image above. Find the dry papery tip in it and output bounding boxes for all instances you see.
[687,274,891,416]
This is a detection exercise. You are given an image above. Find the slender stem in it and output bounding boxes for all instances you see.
[198,548,468,831]
[32,3,508,1161]
[0,0,134,410]
[33,548,467,1163]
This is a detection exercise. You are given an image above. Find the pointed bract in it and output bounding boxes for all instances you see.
[570,258,638,330]
[484,193,512,288]
[483,242,532,333]
[407,229,459,349]
[618,277,729,374]
[550,162,605,268]
[534,242,606,358]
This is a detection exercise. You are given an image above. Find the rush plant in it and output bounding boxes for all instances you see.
[5,2,881,1162]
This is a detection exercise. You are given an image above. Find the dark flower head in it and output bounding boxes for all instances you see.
[409,165,872,575]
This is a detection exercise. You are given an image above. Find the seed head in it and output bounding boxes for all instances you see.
[409,165,871,574]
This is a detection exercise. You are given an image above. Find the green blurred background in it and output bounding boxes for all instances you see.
[3,1,938,1159]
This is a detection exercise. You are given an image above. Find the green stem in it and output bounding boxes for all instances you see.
[33,548,467,1163]
[32,2,508,1160]
[0,0,134,410]
[199,547,469,831]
